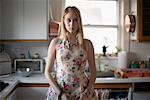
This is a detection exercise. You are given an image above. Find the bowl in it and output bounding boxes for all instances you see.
[17,68,33,77]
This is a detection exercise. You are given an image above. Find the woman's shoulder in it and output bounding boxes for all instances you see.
[50,37,62,45]
[48,37,63,49]
[84,38,93,46]
[83,38,94,52]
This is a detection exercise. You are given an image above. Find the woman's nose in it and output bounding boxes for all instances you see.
[70,20,74,27]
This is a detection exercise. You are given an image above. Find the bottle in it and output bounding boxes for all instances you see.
[27,50,32,59]
[139,61,145,69]
[130,61,139,69]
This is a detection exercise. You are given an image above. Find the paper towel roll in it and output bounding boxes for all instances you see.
[118,51,127,69]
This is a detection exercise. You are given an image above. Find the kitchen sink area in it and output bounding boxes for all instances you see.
[96,71,114,78]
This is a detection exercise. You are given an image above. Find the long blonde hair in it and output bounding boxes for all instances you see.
[59,6,84,46]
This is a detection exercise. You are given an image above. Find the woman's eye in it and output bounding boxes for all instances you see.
[68,19,71,22]
[74,18,77,22]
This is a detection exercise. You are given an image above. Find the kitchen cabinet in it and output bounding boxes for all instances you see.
[1,0,48,42]
[133,82,150,100]
[6,83,48,100]
[131,0,150,42]
[7,88,18,100]
[1,0,23,40]
[137,0,150,42]
[23,0,48,40]
[16,87,48,100]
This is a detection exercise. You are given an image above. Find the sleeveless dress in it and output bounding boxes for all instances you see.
[46,39,98,100]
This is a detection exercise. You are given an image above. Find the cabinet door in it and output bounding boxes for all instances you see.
[130,0,150,42]
[1,0,23,39]
[16,87,48,100]
[1,0,48,40]
[7,89,18,100]
[23,0,48,39]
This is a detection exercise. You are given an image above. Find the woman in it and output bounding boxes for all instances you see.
[45,6,98,100]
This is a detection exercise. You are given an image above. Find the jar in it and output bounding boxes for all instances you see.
[139,61,145,69]
[130,61,139,69]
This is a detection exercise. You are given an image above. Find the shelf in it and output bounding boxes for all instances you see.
[14,59,43,61]
[14,59,43,73]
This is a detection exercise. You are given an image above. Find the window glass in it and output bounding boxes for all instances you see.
[65,0,117,25]
[83,27,117,54]
[65,0,118,54]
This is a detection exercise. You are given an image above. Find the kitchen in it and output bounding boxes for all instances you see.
[0,0,150,100]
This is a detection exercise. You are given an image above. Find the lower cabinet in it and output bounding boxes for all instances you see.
[7,83,49,100]
[132,82,150,100]
[133,91,150,100]
[16,87,48,100]
[7,88,18,100]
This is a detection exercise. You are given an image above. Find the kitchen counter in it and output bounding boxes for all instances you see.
[0,80,18,100]
[1,73,150,83]
[0,73,150,99]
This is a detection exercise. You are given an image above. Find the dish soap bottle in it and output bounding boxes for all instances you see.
[27,50,32,59]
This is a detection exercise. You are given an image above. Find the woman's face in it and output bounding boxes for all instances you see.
[64,12,79,34]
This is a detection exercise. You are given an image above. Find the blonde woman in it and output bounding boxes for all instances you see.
[45,6,98,100]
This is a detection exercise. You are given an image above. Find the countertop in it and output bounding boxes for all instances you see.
[0,73,150,99]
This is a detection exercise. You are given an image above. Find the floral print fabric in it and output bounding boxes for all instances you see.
[46,39,98,100]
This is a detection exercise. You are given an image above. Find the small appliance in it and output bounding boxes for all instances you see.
[0,52,12,76]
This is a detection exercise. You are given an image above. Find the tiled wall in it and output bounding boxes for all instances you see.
[4,43,49,60]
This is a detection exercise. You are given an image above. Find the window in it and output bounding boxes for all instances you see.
[65,0,119,54]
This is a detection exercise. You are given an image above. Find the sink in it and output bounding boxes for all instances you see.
[96,71,114,78]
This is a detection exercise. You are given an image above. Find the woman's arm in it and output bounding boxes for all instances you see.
[79,39,96,100]
[44,38,61,95]
[85,39,96,89]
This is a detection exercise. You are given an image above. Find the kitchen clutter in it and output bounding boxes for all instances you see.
[16,67,33,77]
[14,59,44,76]
[19,51,41,59]
[129,60,150,69]
[113,68,150,78]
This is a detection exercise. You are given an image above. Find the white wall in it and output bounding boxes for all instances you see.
[130,42,150,61]
[129,0,150,61]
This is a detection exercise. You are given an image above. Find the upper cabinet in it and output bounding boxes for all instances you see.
[130,0,150,42]
[1,0,48,42]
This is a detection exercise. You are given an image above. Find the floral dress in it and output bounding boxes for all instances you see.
[46,39,98,100]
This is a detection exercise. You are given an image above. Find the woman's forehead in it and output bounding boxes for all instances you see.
[65,12,78,19]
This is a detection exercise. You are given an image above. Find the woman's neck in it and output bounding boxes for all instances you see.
[67,34,77,44]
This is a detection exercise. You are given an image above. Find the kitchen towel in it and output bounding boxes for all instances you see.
[118,51,128,69]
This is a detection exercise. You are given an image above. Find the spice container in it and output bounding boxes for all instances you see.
[130,61,139,69]
[139,61,145,69]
